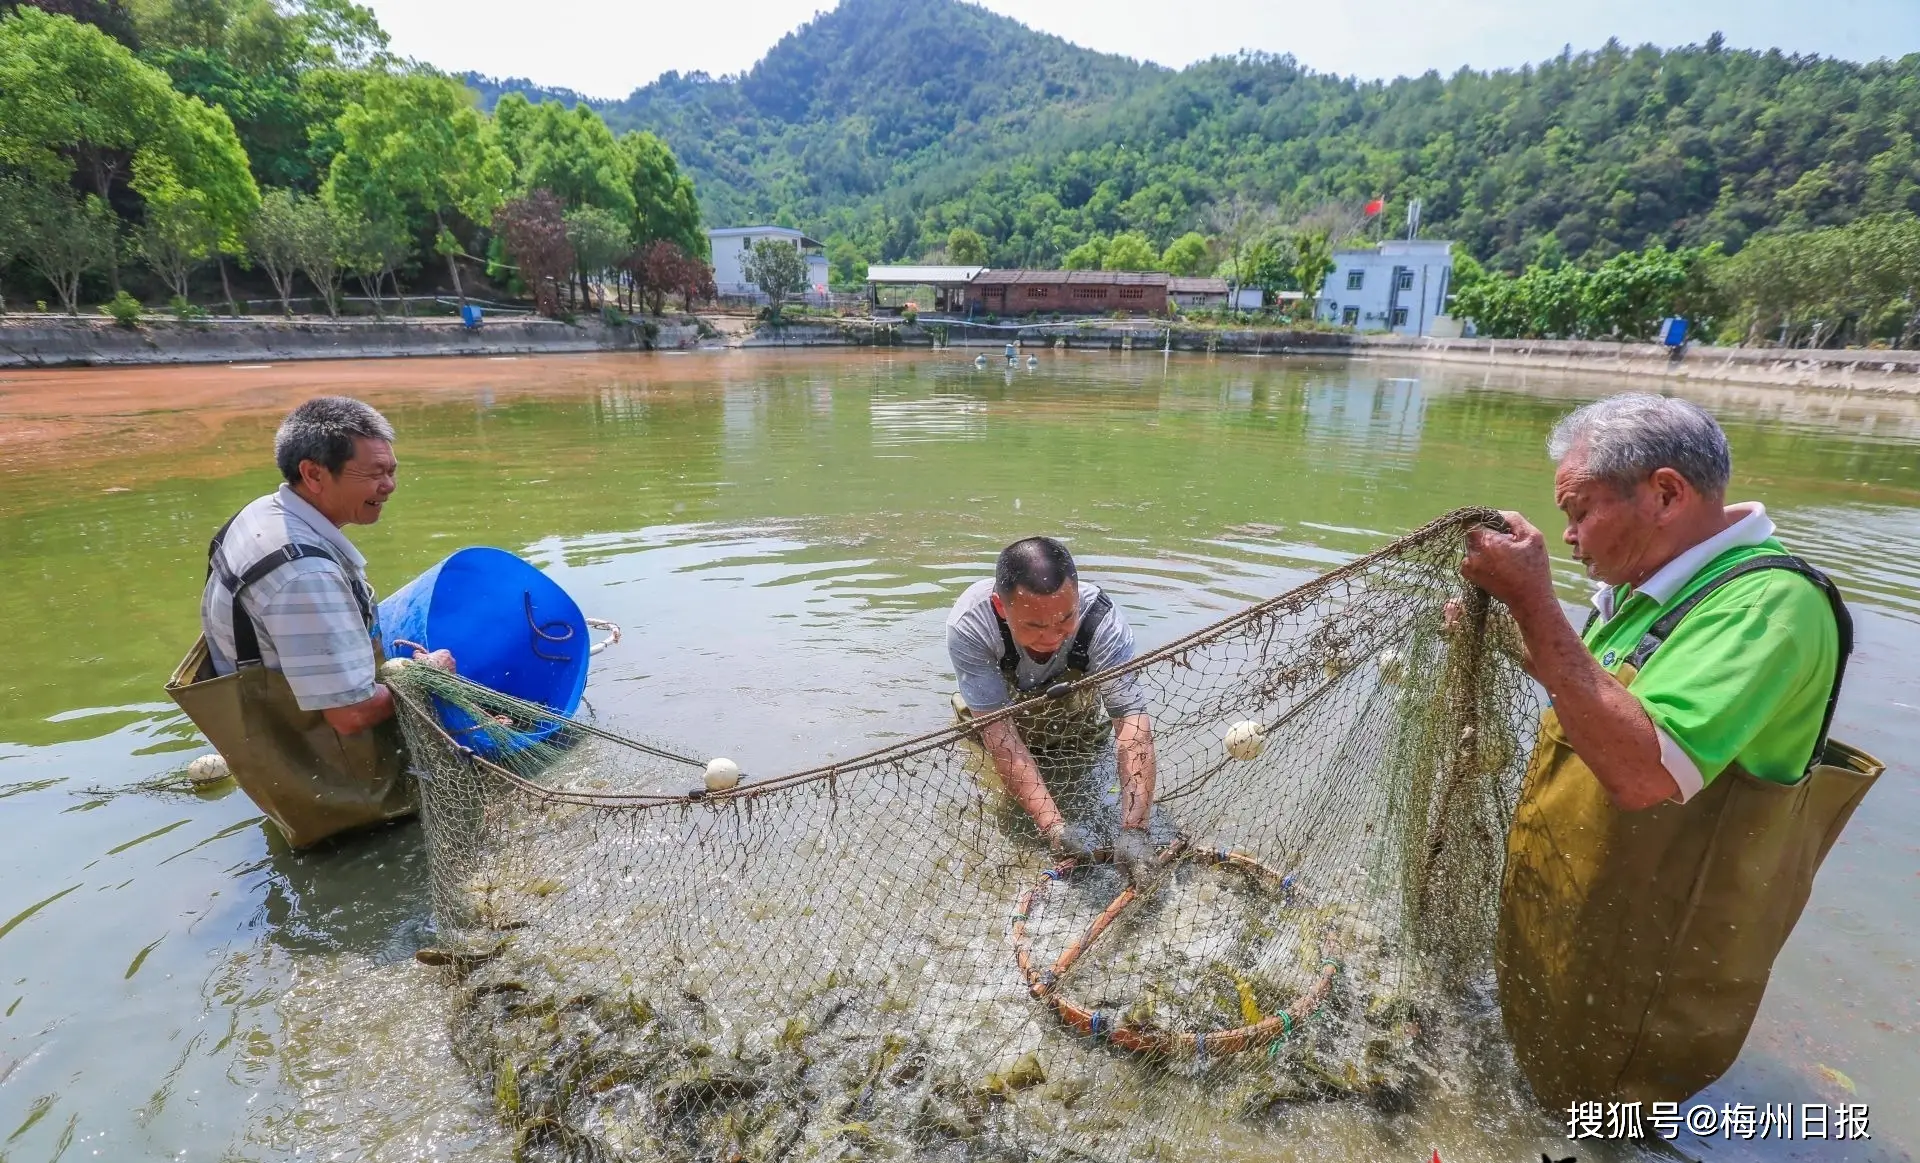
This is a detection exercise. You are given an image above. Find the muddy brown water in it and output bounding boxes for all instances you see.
[0,350,1913,1162]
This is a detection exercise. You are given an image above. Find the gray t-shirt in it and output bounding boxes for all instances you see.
[946,578,1146,715]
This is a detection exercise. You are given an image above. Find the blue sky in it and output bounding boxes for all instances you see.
[361,0,1920,100]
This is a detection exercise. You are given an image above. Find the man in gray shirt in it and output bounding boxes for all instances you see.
[947,537,1158,882]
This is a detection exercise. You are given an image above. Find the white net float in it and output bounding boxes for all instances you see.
[1224,719,1267,761]
[704,756,741,792]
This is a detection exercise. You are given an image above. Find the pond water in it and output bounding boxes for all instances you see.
[0,350,1914,1163]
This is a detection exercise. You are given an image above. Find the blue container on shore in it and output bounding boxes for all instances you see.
[1658,317,1689,347]
[379,547,590,757]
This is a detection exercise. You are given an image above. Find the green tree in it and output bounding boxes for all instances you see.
[287,189,345,315]
[1158,231,1210,276]
[741,237,806,320]
[0,6,257,288]
[824,232,865,286]
[563,204,629,308]
[1291,232,1334,317]
[1715,215,1920,347]
[325,72,512,308]
[244,185,304,313]
[0,177,27,311]
[1516,264,1588,338]
[19,185,118,313]
[2,0,140,47]
[129,0,387,70]
[496,93,636,220]
[1207,196,1272,313]
[946,227,987,265]
[1451,270,1526,338]
[1446,246,1486,314]
[134,192,219,300]
[146,47,317,190]
[333,204,409,316]
[1243,235,1294,298]
[1101,230,1156,271]
[621,129,703,255]
[1061,235,1106,270]
[1451,242,1725,341]
[1579,244,1693,340]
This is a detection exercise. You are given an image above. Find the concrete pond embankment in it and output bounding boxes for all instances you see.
[1350,334,1920,395]
[9,313,1920,395]
[752,318,1920,395]
[0,315,701,368]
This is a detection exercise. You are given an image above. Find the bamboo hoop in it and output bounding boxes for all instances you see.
[1010,843,1340,1059]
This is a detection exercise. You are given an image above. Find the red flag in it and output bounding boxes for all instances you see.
[1364,197,1386,217]
[1430,1151,1442,1163]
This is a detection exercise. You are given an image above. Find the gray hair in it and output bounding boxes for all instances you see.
[1547,393,1731,497]
[275,397,395,485]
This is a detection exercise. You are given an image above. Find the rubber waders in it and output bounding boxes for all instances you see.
[1496,682,1882,1107]
[167,636,414,848]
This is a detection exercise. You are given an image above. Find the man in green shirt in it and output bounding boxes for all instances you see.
[1458,393,1880,1108]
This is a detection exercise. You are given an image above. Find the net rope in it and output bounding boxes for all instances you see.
[390,507,1542,1162]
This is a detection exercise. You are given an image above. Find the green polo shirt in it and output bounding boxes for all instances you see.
[1583,539,1839,787]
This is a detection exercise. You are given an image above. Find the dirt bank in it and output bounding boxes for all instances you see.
[0,348,729,476]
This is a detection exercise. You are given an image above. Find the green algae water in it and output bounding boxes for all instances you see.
[0,350,1914,1162]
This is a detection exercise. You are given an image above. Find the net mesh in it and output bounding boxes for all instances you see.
[390,508,1542,1162]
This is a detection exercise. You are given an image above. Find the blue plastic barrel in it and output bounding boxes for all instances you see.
[461,304,484,330]
[379,547,589,757]
[1659,317,1689,347]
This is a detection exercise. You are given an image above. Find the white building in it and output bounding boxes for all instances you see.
[707,226,830,298]
[1316,239,1455,336]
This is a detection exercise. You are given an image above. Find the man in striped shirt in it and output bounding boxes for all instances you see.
[201,397,449,734]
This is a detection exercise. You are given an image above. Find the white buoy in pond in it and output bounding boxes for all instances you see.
[1026,354,1038,368]
[704,757,741,792]
[186,753,231,786]
[1224,720,1267,762]
[974,354,987,369]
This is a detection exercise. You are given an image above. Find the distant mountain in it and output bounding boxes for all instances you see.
[468,0,1155,226]
[460,73,596,112]
[466,2,1920,273]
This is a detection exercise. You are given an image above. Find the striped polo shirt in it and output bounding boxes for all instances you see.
[201,483,380,711]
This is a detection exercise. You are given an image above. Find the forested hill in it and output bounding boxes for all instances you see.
[465,0,1155,228]
[472,1,1920,274]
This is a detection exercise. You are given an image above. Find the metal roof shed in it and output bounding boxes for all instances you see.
[867,265,986,313]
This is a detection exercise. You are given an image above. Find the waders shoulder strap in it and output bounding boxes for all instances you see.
[995,591,1113,690]
[1624,554,1853,772]
[208,514,371,667]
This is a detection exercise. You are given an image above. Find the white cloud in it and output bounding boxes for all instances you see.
[360,0,1920,101]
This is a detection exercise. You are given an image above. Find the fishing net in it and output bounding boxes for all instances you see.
[389,508,1542,1162]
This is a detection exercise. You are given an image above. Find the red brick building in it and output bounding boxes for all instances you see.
[969,270,1170,317]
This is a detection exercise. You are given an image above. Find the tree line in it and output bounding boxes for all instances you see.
[0,0,711,320]
[1450,213,1920,348]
